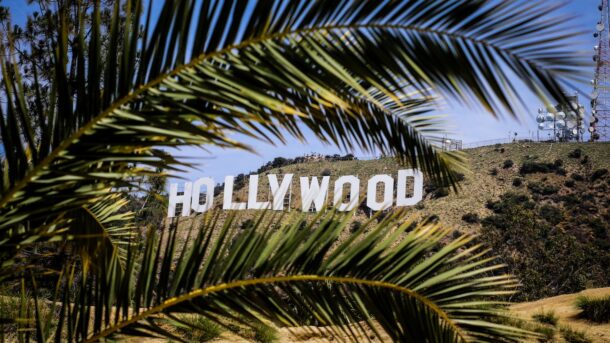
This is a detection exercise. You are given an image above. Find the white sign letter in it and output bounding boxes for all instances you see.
[268,174,293,210]
[248,175,270,209]
[367,175,394,211]
[191,177,215,213]
[396,169,423,207]
[333,175,359,211]
[168,182,192,218]
[300,176,330,212]
[223,176,246,210]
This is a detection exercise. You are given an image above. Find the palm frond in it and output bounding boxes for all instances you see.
[69,194,136,270]
[43,210,531,343]
[0,1,587,340]
[0,1,586,260]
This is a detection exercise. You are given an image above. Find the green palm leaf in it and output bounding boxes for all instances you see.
[0,1,588,340]
[69,194,136,270]
[0,0,586,264]
[46,210,531,343]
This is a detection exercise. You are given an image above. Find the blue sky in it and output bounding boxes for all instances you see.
[178,0,601,182]
[3,0,601,182]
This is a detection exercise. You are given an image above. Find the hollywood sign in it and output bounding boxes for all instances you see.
[168,169,423,217]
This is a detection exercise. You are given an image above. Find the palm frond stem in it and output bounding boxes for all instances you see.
[84,274,470,343]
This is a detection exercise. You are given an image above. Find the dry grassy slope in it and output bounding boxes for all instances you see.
[411,141,609,233]
[177,142,609,234]
[511,287,610,343]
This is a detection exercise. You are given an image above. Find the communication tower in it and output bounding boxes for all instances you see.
[536,94,586,142]
[591,0,610,141]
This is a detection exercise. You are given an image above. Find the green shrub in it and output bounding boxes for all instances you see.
[539,205,563,225]
[559,194,580,206]
[454,172,466,182]
[555,167,567,176]
[240,219,255,230]
[503,159,514,169]
[527,182,559,196]
[350,220,362,233]
[591,168,608,182]
[490,167,499,176]
[177,315,223,342]
[533,325,556,342]
[433,187,449,198]
[581,155,589,165]
[321,168,332,176]
[571,173,584,181]
[254,323,278,343]
[560,326,592,343]
[375,210,390,223]
[575,295,610,323]
[564,179,575,188]
[582,192,595,202]
[423,214,440,225]
[493,316,555,342]
[486,193,534,213]
[568,148,582,158]
[532,310,558,326]
[512,177,523,187]
[519,161,559,175]
[589,218,608,239]
[0,291,21,338]
[480,190,607,300]
[485,199,495,210]
[461,213,480,224]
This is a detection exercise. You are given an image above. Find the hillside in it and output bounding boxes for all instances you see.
[243,142,609,232]
[175,142,610,301]
[179,142,609,229]
[177,141,609,230]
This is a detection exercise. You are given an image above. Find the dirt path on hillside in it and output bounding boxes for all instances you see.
[510,287,610,343]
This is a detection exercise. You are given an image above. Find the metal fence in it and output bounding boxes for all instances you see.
[461,138,511,149]
[460,137,598,150]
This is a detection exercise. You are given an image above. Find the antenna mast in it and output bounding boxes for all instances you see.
[591,0,610,141]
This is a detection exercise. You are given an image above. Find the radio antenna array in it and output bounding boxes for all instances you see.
[591,0,610,141]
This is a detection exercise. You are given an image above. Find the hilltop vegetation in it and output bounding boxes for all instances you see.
[197,142,609,227]
[177,142,610,301]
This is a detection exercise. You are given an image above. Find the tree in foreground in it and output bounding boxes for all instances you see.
[0,0,586,341]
